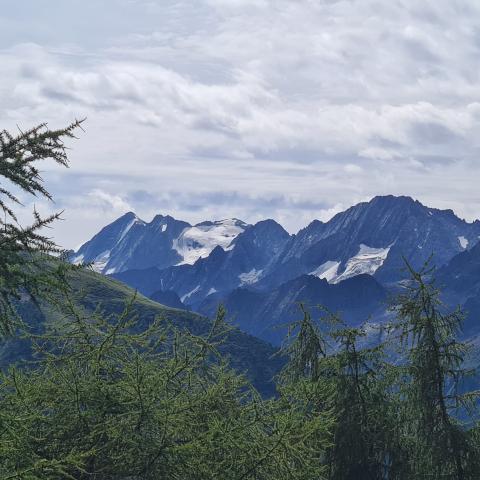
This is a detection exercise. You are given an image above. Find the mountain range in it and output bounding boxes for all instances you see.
[70,195,480,345]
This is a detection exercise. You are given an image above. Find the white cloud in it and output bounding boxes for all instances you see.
[2,1,480,247]
[87,189,133,212]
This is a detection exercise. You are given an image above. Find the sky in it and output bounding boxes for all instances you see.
[2,0,480,248]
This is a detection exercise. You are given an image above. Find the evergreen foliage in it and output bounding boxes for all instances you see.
[0,120,83,335]
[280,308,401,479]
[278,260,480,480]
[392,261,480,478]
[0,296,333,479]
[326,326,391,480]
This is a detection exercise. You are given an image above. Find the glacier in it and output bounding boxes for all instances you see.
[173,219,246,265]
[310,261,340,282]
[333,244,391,283]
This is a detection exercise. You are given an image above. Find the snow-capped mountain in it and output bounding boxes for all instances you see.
[150,219,290,305]
[71,213,248,274]
[75,196,480,288]
[257,195,480,289]
[111,219,291,305]
[71,195,480,344]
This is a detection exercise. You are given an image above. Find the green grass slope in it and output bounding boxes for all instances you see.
[1,268,284,397]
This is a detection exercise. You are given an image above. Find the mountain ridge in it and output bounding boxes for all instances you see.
[71,213,249,274]
[70,195,480,344]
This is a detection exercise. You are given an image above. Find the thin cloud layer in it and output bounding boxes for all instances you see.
[1,0,480,247]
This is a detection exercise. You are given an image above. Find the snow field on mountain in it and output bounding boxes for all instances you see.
[239,269,264,286]
[458,236,469,249]
[310,261,341,282]
[310,245,391,284]
[173,219,246,265]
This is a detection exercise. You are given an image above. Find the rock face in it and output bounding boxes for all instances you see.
[437,242,480,337]
[197,273,387,345]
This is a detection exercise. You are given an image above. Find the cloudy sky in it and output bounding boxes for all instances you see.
[2,0,480,248]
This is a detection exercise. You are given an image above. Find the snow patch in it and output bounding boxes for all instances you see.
[174,219,246,265]
[207,288,217,296]
[239,269,263,286]
[458,236,469,249]
[181,285,200,303]
[92,250,111,273]
[70,253,84,265]
[310,261,340,282]
[333,244,391,284]
[118,217,138,243]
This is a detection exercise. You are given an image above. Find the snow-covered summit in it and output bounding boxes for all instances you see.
[70,213,248,274]
[71,196,480,303]
[70,212,146,273]
[174,219,248,265]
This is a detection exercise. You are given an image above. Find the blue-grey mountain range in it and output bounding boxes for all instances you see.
[70,195,480,345]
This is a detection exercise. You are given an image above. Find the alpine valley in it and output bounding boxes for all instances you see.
[69,195,480,346]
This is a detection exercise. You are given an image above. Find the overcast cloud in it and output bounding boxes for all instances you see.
[2,0,480,247]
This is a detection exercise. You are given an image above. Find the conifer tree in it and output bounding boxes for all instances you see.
[325,326,390,480]
[0,296,334,479]
[280,304,330,383]
[281,305,409,480]
[0,120,83,335]
[393,262,479,479]
[278,305,337,477]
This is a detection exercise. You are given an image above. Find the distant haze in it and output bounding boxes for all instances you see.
[2,1,480,248]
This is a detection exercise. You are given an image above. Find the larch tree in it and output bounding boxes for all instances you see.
[393,261,480,479]
[0,120,83,336]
